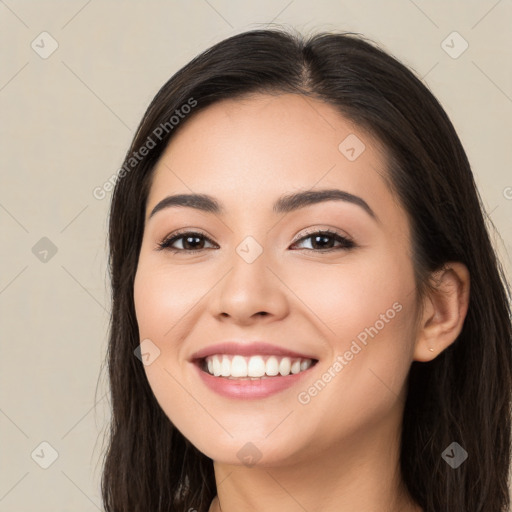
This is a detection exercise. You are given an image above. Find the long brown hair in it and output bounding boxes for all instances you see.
[100,27,512,511]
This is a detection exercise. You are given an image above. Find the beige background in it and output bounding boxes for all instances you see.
[1,1,511,510]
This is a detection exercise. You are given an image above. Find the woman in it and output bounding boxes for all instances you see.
[100,28,512,511]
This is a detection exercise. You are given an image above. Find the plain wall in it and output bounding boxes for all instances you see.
[0,1,511,510]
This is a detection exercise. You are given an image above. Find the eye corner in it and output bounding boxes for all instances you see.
[290,228,356,252]
[156,229,218,253]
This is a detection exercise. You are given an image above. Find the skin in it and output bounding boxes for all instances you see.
[133,93,470,512]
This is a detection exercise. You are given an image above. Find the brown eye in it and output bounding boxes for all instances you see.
[291,230,355,252]
[157,229,355,254]
[158,231,216,252]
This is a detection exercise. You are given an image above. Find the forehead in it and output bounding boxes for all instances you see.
[158,92,382,166]
[146,93,398,221]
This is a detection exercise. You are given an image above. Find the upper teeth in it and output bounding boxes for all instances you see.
[205,355,314,378]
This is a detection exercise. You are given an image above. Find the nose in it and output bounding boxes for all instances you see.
[209,244,290,326]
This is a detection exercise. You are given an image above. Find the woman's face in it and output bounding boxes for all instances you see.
[134,93,421,466]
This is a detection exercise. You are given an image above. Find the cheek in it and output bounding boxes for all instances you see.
[133,262,207,342]
[133,263,212,440]
[288,251,417,410]
[133,267,168,338]
[284,251,415,350]
[293,253,417,420]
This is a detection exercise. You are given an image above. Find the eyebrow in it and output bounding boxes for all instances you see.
[148,189,378,222]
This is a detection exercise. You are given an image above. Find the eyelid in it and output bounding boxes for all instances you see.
[156,228,217,252]
[157,226,355,253]
[292,226,353,244]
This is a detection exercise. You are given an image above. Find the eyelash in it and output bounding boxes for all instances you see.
[157,228,355,254]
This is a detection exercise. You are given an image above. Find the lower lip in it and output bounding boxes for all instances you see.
[193,362,316,399]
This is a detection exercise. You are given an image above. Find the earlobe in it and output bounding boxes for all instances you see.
[413,262,470,362]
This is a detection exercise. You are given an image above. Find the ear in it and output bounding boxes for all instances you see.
[413,262,470,362]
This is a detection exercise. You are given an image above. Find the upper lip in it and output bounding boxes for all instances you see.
[190,341,318,361]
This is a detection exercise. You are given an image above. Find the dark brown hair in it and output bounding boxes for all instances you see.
[100,27,512,511]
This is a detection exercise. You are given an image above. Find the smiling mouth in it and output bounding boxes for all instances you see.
[197,354,319,379]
